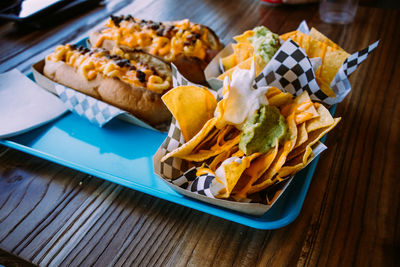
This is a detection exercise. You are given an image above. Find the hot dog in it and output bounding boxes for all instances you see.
[43,44,172,125]
[89,16,223,84]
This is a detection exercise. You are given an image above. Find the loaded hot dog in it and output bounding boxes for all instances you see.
[89,16,223,84]
[44,44,172,125]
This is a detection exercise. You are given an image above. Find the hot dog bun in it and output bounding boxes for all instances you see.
[43,44,172,125]
[89,16,223,84]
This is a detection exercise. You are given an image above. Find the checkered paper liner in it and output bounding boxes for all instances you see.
[153,66,328,215]
[167,142,326,199]
[204,22,379,106]
[55,84,125,127]
[31,60,169,131]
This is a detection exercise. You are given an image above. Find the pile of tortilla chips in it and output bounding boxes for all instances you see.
[280,28,350,98]
[218,27,350,100]
[160,72,340,203]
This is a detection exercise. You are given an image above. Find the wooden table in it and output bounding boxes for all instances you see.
[0,0,399,266]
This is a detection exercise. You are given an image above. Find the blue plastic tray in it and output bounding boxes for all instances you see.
[1,34,336,229]
[0,73,336,229]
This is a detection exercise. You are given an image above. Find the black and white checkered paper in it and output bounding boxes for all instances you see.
[55,84,125,127]
[251,38,379,106]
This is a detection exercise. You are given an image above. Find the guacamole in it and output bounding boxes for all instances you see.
[249,26,280,63]
[239,105,289,155]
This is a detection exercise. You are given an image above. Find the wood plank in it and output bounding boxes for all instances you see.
[0,0,399,266]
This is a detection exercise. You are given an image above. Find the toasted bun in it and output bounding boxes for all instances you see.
[43,58,171,125]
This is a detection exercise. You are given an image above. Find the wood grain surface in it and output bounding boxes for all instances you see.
[0,0,399,266]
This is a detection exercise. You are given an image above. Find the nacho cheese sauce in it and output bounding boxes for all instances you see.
[95,16,217,62]
[47,44,171,93]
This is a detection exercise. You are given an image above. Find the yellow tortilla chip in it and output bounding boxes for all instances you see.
[220,38,255,72]
[278,146,313,177]
[208,145,239,171]
[281,91,319,120]
[161,117,218,162]
[280,31,311,55]
[318,48,349,84]
[288,117,341,161]
[232,139,279,199]
[216,153,260,198]
[267,91,293,108]
[265,86,283,98]
[162,86,217,142]
[305,104,334,133]
[233,30,254,43]
[309,28,345,52]
[164,124,241,162]
[295,122,308,148]
[217,55,265,81]
[220,54,237,71]
[232,42,254,63]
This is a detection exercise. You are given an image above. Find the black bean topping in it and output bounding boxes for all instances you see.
[109,55,120,60]
[150,66,156,75]
[156,28,164,36]
[76,46,90,54]
[136,70,146,83]
[129,65,137,71]
[115,59,130,67]
[150,23,160,30]
[68,44,77,50]
[110,15,123,27]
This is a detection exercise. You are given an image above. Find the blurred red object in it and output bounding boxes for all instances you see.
[261,0,283,4]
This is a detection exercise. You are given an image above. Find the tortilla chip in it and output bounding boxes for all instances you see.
[305,104,334,133]
[232,139,279,198]
[278,146,313,177]
[208,145,239,171]
[309,28,345,52]
[232,42,254,63]
[233,30,254,43]
[281,91,319,119]
[295,122,308,148]
[266,86,283,98]
[288,117,341,161]
[166,124,241,162]
[318,48,350,85]
[267,91,293,107]
[220,54,237,71]
[279,30,298,41]
[161,117,218,162]
[217,55,265,81]
[216,153,260,198]
[162,86,217,142]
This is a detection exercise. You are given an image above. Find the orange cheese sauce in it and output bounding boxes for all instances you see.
[95,17,214,62]
[46,44,171,93]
